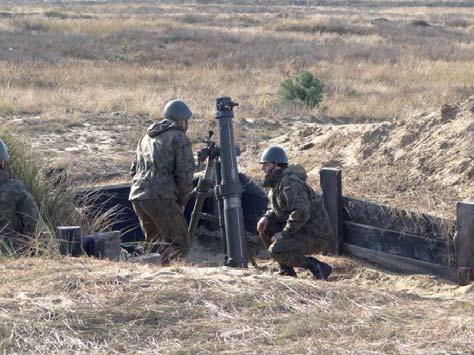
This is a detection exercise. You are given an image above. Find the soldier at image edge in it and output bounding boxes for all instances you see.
[0,138,40,253]
[129,99,195,264]
[256,146,333,280]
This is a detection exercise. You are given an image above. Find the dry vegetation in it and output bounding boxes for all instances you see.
[0,257,472,354]
[239,95,474,218]
[1,1,474,353]
[0,0,473,183]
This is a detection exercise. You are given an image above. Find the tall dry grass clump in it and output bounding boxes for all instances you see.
[0,130,120,257]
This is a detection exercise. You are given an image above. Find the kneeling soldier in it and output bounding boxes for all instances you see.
[256,146,333,280]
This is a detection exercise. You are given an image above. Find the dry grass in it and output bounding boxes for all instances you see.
[0,0,472,185]
[0,1,472,120]
[0,1,473,353]
[0,257,472,354]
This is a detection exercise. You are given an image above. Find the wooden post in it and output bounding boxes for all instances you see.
[57,226,83,257]
[455,201,474,285]
[320,168,344,255]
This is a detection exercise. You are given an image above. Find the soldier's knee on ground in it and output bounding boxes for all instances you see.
[268,242,286,263]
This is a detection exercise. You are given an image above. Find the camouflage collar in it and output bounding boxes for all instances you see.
[262,168,285,188]
[0,170,8,186]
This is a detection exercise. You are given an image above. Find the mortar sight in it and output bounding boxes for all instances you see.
[215,97,239,119]
[196,130,219,164]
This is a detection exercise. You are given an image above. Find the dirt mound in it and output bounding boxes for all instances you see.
[240,96,474,217]
[365,96,474,187]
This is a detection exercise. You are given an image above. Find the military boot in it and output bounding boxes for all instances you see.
[304,257,332,281]
[278,263,297,277]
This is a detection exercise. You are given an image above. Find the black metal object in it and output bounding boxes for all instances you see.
[213,97,248,268]
[187,131,220,244]
[57,226,82,257]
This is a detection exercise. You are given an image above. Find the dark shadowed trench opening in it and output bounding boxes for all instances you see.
[77,174,268,246]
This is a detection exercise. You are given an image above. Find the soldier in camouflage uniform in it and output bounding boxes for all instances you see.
[257,146,333,280]
[0,139,40,253]
[129,100,195,263]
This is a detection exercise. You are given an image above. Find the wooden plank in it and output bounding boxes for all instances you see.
[344,244,458,282]
[57,226,82,257]
[343,196,455,242]
[455,201,474,282]
[320,168,344,255]
[344,222,456,267]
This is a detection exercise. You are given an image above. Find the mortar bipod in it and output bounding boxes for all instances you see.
[187,129,258,267]
[187,130,226,257]
[187,155,219,242]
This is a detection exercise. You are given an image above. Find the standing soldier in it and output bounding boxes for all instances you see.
[129,99,195,264]
[256,146,333,280]
[0,138,40,253]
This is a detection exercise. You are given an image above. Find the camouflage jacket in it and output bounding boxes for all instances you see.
[129,119,195,205]
[263,164,332,239]
[0,169,39,237]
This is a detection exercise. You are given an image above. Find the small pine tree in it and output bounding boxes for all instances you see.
[278,71,324,108]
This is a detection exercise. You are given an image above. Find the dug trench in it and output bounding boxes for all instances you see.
[77,172,269,266]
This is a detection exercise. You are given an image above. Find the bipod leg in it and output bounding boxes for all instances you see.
[188,159,214,241]
[248,253,261,269]
[214,159,227,261]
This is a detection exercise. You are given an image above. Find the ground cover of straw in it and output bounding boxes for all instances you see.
[1,2,474,353]
[0,256,473,354]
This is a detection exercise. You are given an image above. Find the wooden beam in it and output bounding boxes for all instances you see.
[344,221,456,267]
[320,168,344,255]
[455,201,474,284]
[57,226,82,257]
[343,196,455,241]
[344,244,458,282]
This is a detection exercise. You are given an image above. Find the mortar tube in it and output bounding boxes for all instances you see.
[215,97,248,268]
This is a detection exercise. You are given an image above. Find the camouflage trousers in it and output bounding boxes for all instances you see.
[131,199,191,262]
[259,215,329,268]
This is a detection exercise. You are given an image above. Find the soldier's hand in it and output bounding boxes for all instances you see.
[257,216,268,236]
[271,233,283,243]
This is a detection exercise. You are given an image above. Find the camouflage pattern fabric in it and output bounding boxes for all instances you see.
[0,170,39,252]
[129,119,194,261]
[129,119,194,206]
[260,164,332,267]
[131,199,191,262]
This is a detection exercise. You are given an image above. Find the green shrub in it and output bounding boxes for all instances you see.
[0,130,119,257]
[278,71,324,108]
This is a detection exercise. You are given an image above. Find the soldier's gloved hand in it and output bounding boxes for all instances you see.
[257,216,268,236]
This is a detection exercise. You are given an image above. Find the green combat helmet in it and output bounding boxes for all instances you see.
[163,99,192,121]
[0,139,9,161]
[260,146,288,164]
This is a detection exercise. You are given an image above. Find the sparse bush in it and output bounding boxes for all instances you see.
[278,71,324,108]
